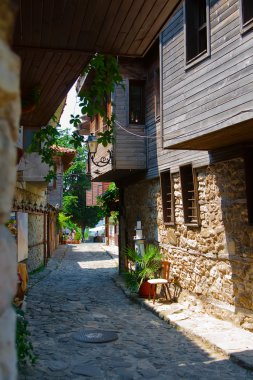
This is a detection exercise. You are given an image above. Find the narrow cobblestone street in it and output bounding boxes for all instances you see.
[19,244,253,380]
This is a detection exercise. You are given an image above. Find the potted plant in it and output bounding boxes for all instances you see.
[124,244,162,298]
[74,230,82,244]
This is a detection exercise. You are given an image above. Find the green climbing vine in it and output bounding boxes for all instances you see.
[15,306,37,367]
[96,183,119,219]
[28,117,84,182]
[28,54,124,181]
[70,53,124,146]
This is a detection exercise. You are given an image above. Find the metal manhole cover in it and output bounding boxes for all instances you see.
[72,329,118,343]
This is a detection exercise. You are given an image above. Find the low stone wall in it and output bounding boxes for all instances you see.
[14,186,47,271]
[28,214,44,271]
[124,158,253,329]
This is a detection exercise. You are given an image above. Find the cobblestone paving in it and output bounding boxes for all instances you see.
[19,244,253,380]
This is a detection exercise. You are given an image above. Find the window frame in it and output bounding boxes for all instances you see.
[240,0,253,34]
[129,80,145,125]
[184,0,210,69]
[180,165,200,227]
[23,127,40,151]
[160,170,175,225]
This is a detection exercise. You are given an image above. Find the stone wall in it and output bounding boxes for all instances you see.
[124,158,253,329]
[0,1,20,378]
[15,185,47,271]
[28,214,45,272]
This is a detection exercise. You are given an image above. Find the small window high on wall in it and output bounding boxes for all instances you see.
[129,80,145,124]
[240,0,253,32]
[160,170,174,225]
[185,0,210,65]
[180,165,200,226]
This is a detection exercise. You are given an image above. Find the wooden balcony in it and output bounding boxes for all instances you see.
[90,125,147,182]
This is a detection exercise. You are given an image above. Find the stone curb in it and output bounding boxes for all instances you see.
[112,274,253,372]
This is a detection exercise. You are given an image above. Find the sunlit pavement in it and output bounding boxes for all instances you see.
[19,243,253,379]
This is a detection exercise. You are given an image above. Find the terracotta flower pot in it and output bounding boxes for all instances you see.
[139,281,155,298]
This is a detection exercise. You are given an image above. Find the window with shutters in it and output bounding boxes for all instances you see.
[240,0,253,33]
[180,165,200,226]
[185,0,210,67]
[160,171,174,225]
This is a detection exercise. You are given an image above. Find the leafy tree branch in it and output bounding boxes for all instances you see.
[71,54,124,147]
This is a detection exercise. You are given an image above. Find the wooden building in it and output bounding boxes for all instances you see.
[85,182,119,247]
[86,0,253,330]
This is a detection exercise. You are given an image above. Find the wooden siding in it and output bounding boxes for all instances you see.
[48,162,64,208]
[90,125,147,181]
[90,64,147,182]
[86,190,93,207]
[86,182,111,206]
[161,0,253,149]
[114,125,147,170]
[145,45,209,178]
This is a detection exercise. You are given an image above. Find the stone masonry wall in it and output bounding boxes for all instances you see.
[15,186,46,271]
[124,158,253,330]
[0,1,20,378]
[28,214,44,272]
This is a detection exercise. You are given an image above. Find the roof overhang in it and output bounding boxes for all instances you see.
[13,0,180,128]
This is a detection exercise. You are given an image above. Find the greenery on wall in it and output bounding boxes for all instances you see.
[27,117,83,182]
[97,183,119,219]
[70,53,124,147]
[28,54,124,181]
[15,306,37,367]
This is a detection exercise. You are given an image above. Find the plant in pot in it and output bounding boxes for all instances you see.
[124,244,162,298]
[74,230,82,243]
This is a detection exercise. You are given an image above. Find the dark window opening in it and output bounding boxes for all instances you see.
[180,165,200,225]
[129,80,145,124]
[241,0,253,27]
[185,0,208,64]
[23,128,40,151]
[160,171,174,224]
